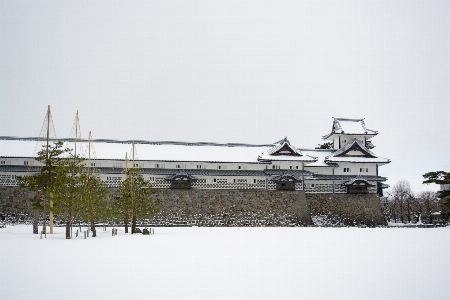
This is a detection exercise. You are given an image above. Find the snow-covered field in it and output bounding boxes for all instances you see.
[1,225,449,300]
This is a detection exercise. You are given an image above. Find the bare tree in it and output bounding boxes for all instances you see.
[391,180,414,223]
[416,191,438,224]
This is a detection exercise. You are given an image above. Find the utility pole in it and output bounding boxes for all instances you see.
[48,106,55,234]
[131,141,135,234]
[44,105,50,236]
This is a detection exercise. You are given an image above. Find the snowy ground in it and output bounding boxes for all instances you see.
[1,225,449,300]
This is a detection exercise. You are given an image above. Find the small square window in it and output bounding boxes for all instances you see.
[238,166,241,169]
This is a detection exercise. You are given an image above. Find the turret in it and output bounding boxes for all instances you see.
[322,118,377,150]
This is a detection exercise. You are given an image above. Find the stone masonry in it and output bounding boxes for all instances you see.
[0,186,386,226]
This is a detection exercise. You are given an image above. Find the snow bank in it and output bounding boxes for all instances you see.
[1,225,449,300]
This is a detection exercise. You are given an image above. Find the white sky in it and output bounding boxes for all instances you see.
[1,0,449,193]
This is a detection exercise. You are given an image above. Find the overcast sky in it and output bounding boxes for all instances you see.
[1,0,449,193]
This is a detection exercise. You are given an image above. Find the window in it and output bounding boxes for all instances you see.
[290,166,292,169]
[272,165,280,169]
[133,163,139,167]
[1,161,5,165]
[176,165,181,169]
[23,161,28,165]
[238,166,241,169]
[253,179,256,183]
[343,168,351,172]
[296,166,299,169]
[91,163,96,167]
[197,165,202,169]
[342,140,347,143]
[155,164,159,168]
[360,168,368,172]
[213,178,216,183]
[218,166,221,170]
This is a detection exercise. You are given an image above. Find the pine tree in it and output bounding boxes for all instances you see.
[315,142,333,149]
[16,141,70,234]
[49,152,86,239]
[423,171,450,207]
[79,174,110,237]
[114,168,160,234]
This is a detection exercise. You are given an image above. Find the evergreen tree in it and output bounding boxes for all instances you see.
[79,174,110,237]
[49,153,86,239]
[423,171,450,207]
[114,168,160,234]
[315,142,333,149]
[16,141,70,234]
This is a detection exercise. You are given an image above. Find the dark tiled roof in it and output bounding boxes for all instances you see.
[0,166,41,172]
[264,169,312,176]
[310,174,387,181]
[271,172,303,182]
[342,175,376,186]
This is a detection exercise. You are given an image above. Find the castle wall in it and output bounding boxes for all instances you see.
[306,193,386,226]
[0,187,386,226]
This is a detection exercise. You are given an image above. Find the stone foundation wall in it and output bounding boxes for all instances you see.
[306,193,386,226]
[149,189,312,226]
[0,187,34,219]
[0,187,386,226]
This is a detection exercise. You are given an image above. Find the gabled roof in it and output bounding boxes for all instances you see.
[342,175,375,186]
[324,139,390,164]
[332,138,376,158]
[322,118,378,139]
[165,170,197,182]
[257,137,317,162]
[267,137,302,156]
[270,172,303,182]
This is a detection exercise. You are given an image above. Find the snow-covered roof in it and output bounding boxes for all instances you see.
[0,138,272,163]
[322,118,378,139]
[332,138,376,158]
[267,137,302,156]
[325,156,390,164]
[323,138,390,164]
[258,137,317,162]
[300,149,336,167]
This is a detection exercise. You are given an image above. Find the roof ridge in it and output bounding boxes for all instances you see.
[0,136,274,148]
